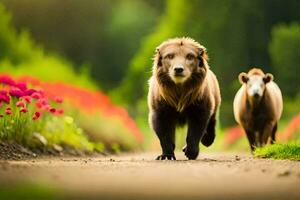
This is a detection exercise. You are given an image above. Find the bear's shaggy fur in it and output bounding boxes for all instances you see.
[148,37,221,160]
[233,68,283,151]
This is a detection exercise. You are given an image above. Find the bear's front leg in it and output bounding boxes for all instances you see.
[183,107,210,160]
[151,111,176,160]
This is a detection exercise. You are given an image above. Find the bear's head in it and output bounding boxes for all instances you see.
[153,37,209,87]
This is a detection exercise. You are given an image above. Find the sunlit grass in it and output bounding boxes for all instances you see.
[254,141,300,161]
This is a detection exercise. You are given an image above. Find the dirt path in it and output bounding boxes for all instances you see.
[0,152,300,200]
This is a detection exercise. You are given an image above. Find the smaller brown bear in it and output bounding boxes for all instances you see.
[233,68,283,151]
[148,37,221,160]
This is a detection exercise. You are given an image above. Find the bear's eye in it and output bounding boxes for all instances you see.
[186,53,195,60]
[165,53,175,60]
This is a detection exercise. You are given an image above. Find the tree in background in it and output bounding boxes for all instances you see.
[269,23,300,97]
[1,0,164,89]
[0,3,96,89]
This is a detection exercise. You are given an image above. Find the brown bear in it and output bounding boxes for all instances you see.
[148,37,221,160]
[233,68,283,152]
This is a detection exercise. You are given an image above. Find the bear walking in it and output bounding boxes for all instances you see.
[148,37,221,160]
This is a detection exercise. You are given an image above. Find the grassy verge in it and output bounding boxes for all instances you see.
[254,141,300,161]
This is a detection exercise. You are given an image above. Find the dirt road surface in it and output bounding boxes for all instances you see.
[0,152,300,200]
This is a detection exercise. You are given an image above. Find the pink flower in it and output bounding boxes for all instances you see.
[20,107,28,113]
[24,89,36,96]
[31,92,42,99]
[40,98,48,105]
[0,90,7,95]
[5,108,12,115]
[22,96,32,103]
[0,75,15,86]
[9,89,25,98]
[0,90,9,103]
[36,98,48,109]
[0,94,10,104]
[15,82,27,91]
[54,96,63,104]
[43,104,51,111]
[32,111,41,120]
[16,101,25,107]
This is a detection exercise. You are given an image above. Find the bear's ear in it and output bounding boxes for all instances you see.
[238,72,248,84]
[263,73,273,83]
[153,48,162,67]
[197,46,209,67]
[199,46,209,61]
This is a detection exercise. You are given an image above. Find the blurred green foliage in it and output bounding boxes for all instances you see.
[269,23,300,97]
[1,0,164,89]
[0,183,59,200]
[0,4,97,89]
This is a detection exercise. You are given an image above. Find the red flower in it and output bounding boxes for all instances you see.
[49,108,56,113]
[32,111,41,120]
[16,101,25,107]
[54,96,63,104]
[20,107,28,113]
[9,89,25,98]
[5,107,12,115]
[0,75,15,86]
[15,82,27,91]
[56,109,64,115]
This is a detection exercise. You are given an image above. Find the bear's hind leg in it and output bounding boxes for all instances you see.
[245,130,256,152]
[201,113,216,147]
[260,123,274,147]
[184,107,210,160]
[270,123,277,144]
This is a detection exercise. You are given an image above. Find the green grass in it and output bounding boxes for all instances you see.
[254,141,300,161]
[0,183,60,200]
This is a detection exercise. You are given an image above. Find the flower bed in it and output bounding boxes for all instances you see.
[0,74,143,152]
